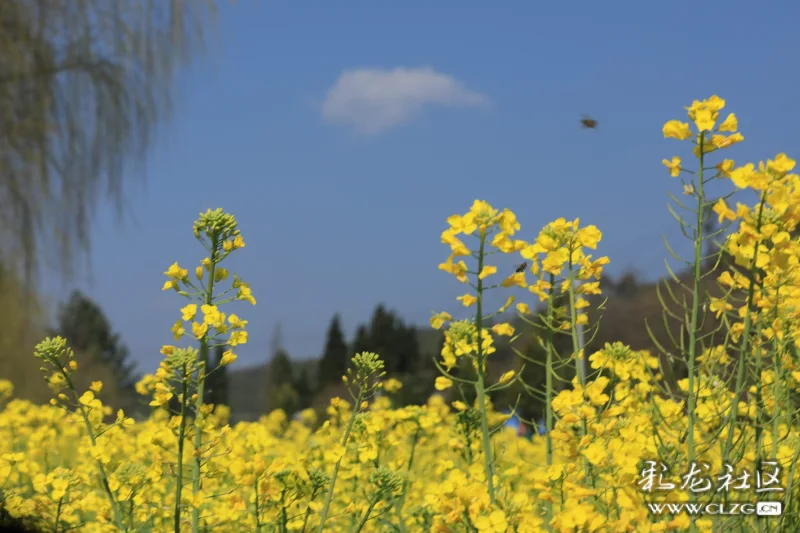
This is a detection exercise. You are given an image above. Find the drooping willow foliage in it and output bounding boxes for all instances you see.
[0,0,217,282]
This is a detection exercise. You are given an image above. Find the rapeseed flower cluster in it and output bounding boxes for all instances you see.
[2,97,800,532]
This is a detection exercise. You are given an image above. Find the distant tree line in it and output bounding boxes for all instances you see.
[264,304,440,417]
[3,262,726,435]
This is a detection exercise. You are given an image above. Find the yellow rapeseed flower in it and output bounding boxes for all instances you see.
[662,156,681,177]
[220,351,237,366]
[498,370,515,384]
[662,120,692,140]
[181,304,197,321]
[435,377,453,391]
[457,293,478,307]
[478,265,497,280]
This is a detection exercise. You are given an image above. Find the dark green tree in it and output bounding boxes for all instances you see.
[367,305,396,371]
[0,1,217,283]
[206,345,229,407]
[392,321,420,375]
[359,305,421,376]
[317,314,348,389]
[269,349,294,383]
[347,305,423,405]
[352,325,371,356]
[266,348,299,415]
[270,323,284,362]
[395,329,440,407]
[293,367,313,411]
[54,291,138,392]
[613,271,641,300]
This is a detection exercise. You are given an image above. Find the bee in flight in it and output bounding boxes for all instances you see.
[580,114,598,129]
[515,262,528,273]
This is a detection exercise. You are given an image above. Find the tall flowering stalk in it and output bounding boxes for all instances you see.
[658,97,744,532]
[525,277,560,531]
[433,200,525,505]
[33,337,133,530]
[706,148,800,531]
[316,351,385,532]
[515,219,608,500]
[154,208,254,533]
[512,276,561,532]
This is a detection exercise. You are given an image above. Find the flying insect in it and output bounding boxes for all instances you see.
[580,114,598,129]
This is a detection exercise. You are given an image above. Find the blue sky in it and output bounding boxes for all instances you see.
[50,1,800,374]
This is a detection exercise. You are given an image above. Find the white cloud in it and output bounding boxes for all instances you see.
[321,66,487,135]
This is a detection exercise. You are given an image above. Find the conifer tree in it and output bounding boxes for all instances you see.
[55,291,138,393]
[317,314,348,389]
[266,348,299,415]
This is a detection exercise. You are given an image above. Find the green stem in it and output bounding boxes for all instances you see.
[395,427,420,528]
[66,371,124,530]
[53,497,62,533]
[474,231,496,504]
[352,497,379,533]
[566,271,585,386]
[770,320,784,467]
[755,323,764,471]
[721,192,767,462]
[316,391,364,533]
[174,372,190,533]
[778,435,800,532]
[192,237,219,533]
[254,477,261,533]
[685,134,708,533]
[567,263,593,489]
[300,488,319,533]
[280,488,289,533]
[544,276,556,532]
